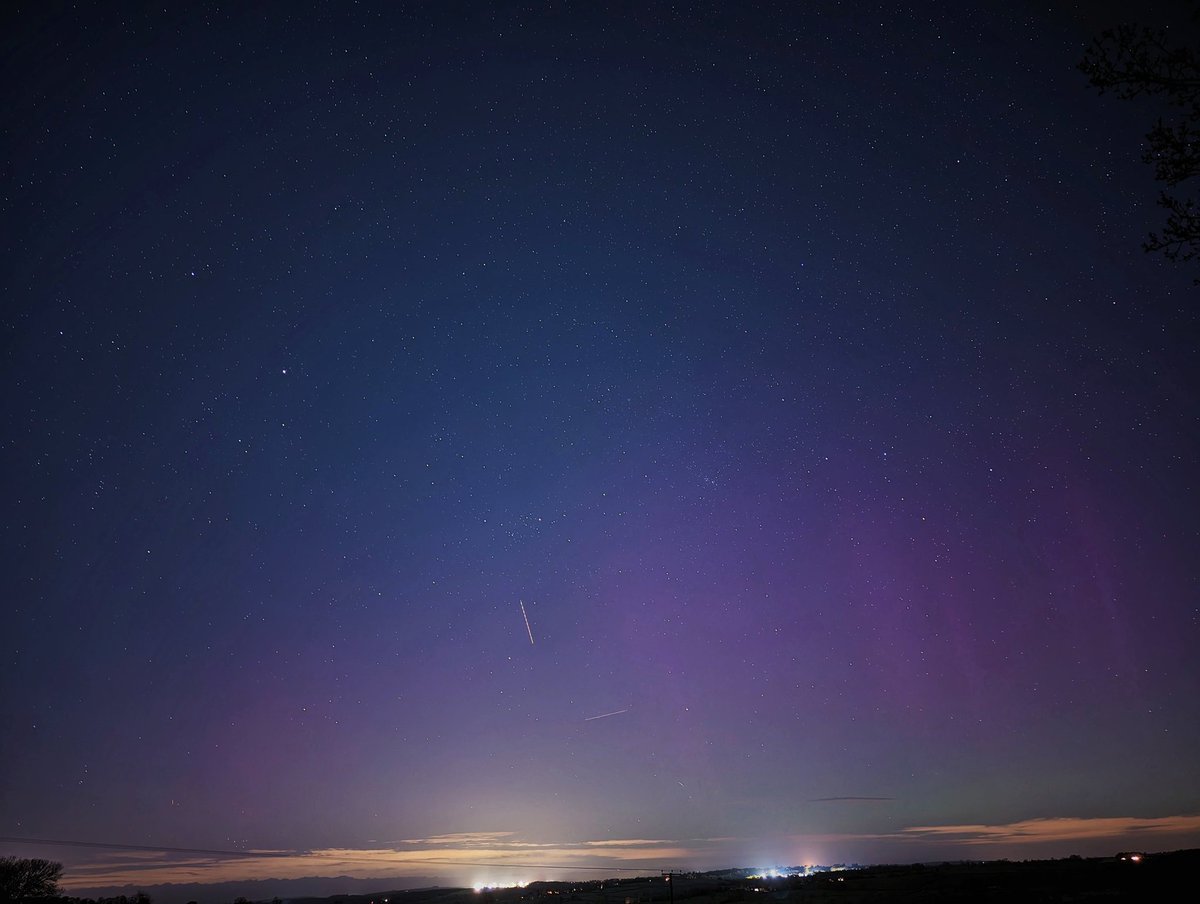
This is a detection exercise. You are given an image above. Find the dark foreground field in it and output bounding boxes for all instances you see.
[285,850,1199,904]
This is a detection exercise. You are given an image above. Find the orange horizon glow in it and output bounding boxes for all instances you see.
[43,814,1200,893]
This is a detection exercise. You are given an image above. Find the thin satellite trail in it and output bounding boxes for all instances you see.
[519,599,535,645]
[584,708,628,721]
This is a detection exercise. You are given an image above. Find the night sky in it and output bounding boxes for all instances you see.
[3,1,1200,897]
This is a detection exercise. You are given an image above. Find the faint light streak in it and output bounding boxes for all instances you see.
[519,600,535,645]
[584,708,628,722]
[809,796,895,803]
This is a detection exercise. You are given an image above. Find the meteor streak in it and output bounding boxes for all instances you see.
[584,708,628,721]
[519,600,535,645]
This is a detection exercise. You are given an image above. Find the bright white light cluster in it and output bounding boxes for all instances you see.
[473,880,529,892]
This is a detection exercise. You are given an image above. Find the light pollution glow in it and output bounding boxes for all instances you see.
[46,815,1200,893]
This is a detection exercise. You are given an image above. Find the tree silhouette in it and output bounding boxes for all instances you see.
[1080,21,1200,266]
[0,856,63,900]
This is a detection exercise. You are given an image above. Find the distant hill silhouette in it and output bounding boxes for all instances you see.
[63,875,451,904]
[62,851,1200,904]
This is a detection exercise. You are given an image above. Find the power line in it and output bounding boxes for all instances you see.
[0,836,658,873]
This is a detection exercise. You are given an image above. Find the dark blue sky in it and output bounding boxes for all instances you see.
[3,1,1199,896]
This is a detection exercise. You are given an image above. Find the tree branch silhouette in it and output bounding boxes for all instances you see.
[1081,21,1200,270]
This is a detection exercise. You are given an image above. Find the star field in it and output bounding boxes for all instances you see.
[2,1,1199,897]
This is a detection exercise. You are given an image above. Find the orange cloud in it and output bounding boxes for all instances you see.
[900,814,1200,844]
[56,838,705,891]
[396,832,518,846]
